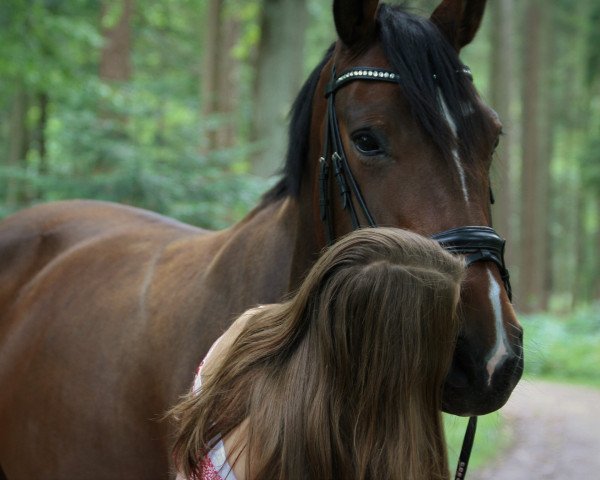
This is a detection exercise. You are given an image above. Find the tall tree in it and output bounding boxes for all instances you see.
[519,0,545,312]
[99,0,134,82]
[200,0,242,153]
[36,92,49,176]
[489,0,516,267]
[6,90,29,206]
[570,0,600,305]
[536,2,560,310]
[250,0,308,177]
[201,0,225,152]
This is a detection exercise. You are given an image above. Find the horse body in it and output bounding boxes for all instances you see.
[0,199,302,478]
[0,1,524,478]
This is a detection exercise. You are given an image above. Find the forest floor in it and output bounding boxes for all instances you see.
[470,379,600,480]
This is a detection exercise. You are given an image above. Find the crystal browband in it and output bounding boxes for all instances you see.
[327,66,473,96]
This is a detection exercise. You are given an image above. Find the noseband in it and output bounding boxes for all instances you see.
[318,66,513,480]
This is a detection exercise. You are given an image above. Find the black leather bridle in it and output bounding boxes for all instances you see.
[318,65,513,479]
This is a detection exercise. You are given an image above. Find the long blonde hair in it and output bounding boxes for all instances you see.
[171,228,465,479]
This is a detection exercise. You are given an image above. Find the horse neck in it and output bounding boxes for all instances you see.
[287,138,328,291]
[225,193,322,304]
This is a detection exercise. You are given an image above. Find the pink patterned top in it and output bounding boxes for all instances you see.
[176,338,238,480]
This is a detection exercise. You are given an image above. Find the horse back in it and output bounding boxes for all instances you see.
[0,200,215,477]
[0,200,201,307]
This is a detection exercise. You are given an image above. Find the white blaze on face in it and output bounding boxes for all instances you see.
[437,89,470,204]
[485,267,510,385]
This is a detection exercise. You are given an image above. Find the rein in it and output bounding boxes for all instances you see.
[318,65,513,480]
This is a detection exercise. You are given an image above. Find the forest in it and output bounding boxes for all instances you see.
[1,0,599,318]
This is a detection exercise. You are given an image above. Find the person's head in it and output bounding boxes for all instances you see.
[172,227,466,480]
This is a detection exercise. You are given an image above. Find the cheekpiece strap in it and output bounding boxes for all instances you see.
[326,67,401,97]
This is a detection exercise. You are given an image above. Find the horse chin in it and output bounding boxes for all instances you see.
[441,357,524,416]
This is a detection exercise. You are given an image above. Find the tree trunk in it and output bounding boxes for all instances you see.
[216,11,241,150]
[6,89,29,206]
[201,0,224,153]
[489,0,516,268]
[99,0,134,82]
[536,6,556,310]
[97,0,133,175]
[519,0,544,312]
[250,0,308,177]
[37,92,49,176]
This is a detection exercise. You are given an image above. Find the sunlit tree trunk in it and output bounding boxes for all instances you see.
[250,0,308,177]
[489,0,516,269]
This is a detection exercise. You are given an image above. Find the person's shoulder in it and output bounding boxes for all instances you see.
[202,305,269,375]
[227,304,270,339]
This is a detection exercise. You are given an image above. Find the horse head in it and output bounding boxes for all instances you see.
[294,0,523,416]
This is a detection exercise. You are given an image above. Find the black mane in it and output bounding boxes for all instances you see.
[261,4,486,204]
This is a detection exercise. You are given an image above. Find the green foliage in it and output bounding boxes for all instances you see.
[521,302,600,385]
[580,133,600,192]
[0,74,270,228]
[0,0,101,94]
[0,0,272,229]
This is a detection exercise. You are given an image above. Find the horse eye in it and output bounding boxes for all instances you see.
[352,132,383,156]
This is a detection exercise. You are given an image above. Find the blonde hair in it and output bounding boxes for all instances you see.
[170,228,465,479]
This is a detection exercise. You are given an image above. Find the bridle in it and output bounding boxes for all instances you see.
[318,65,512,298]
[318,65,513,480]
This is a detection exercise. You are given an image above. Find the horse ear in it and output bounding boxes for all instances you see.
[333,0,379,48]
[430,0,487,51]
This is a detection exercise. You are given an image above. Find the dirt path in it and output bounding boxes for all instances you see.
[470,380,600,480]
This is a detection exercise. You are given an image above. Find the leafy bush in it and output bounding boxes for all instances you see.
[0,76,273,230]
[521,302,600,385]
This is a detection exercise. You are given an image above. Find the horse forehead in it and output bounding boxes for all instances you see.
[338,82,411,123]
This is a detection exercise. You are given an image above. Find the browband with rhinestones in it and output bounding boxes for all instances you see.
[327,65,473,96]
[327,68,399,96]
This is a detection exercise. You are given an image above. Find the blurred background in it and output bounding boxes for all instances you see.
[1,0,598,382]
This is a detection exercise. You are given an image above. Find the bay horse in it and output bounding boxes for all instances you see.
[0,1,523,478]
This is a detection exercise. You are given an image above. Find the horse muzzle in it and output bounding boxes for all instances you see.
[442,323,524,416]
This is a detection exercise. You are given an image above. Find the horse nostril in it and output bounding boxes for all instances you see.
[447,335,478,384]
[490,349,524,390]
